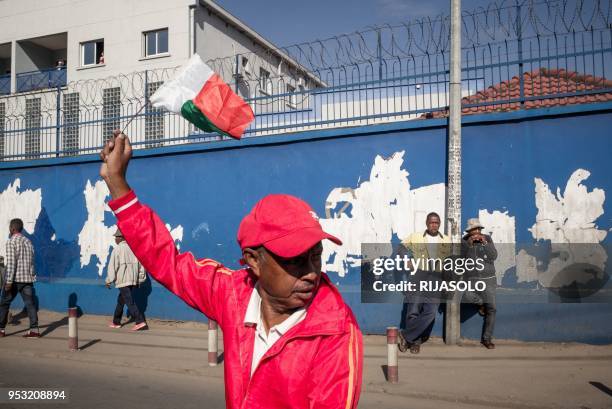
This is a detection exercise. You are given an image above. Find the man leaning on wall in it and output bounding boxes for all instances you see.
[398,212,451,354]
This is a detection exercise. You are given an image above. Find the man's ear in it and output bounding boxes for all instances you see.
[242,248,262,278]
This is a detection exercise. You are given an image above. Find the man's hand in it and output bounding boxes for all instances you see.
[105,282,112,289]
[100,130,133,199]
[4,283,11,292]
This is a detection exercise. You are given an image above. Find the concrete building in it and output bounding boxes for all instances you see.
[0,0,319,159]
[0,0,316,94]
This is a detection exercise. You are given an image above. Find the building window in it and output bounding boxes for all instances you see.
[259,68,271,94]
[81,40,104,66]
[102,87,120,141]
[241,56,252,77]
[143,28,168,57]
[25,98,41,158]
[286,84,296,108]
[62,93,80,155]
[145,81,164,147]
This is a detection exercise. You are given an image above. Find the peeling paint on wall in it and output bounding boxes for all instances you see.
[0,179,42,259]
[166,224,184,250]
[477,209,516,284]
[78,180,115,276]
[78,179,186,276]
[319,151,445,277]
[516,169,607,286]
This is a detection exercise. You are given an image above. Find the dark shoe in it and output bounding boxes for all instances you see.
[409,344,421,354]
[23,331,40,339]
[481,340,495,349]
[0,329,5,337]
[478,305,486,316]
[420,334,430,344]
[397,332,409,353]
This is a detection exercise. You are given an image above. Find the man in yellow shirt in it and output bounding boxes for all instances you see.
[398,212,451,354]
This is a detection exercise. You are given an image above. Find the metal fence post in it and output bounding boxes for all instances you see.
[55,85,61,157]
[234,54,240,94]
[517,1,525,106]
[377,30,383,81]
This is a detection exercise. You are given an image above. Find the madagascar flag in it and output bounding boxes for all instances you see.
[150,54,254,139]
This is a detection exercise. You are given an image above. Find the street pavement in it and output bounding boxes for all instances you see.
[0,310,611,409]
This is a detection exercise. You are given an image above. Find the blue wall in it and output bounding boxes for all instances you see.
[1,105,611,343]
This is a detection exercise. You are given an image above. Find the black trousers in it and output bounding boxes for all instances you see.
[0,283,38,329]
[112,286,144,325]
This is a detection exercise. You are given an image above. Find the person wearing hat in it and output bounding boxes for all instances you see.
[461,218,498,349]
[105,227,148,331]
[98,132,363,409]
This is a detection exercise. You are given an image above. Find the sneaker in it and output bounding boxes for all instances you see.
[23,330,40,338]
[108,323,122,329]
[131,322,148,331]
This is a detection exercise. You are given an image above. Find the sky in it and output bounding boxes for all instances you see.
[214,0,495,48]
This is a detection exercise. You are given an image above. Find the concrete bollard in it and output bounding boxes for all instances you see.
[386,326,398,383]
[208,320,218,366]
[68,307,78,351]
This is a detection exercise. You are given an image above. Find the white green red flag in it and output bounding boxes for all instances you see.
[150,54,254,139]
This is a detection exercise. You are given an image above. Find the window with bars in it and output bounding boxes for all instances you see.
[0,102,5,159]
[259,68,272,94]
[145,81,164,147]
[25,98,41,158]
[63,93,80,155]
[102,87,121,141]
[286,84,297,108]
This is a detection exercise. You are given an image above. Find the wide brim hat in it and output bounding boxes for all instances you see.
[464,218,485,232]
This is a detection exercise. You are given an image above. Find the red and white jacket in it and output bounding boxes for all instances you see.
[109,191,363,409]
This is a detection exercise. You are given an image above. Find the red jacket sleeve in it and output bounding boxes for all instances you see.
[108,190,233,324]
[307,318,363,409]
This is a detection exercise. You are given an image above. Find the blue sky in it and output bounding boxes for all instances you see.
[215,0,494,48]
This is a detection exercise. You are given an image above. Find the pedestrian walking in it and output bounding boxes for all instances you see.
[105,228,148,331]
[0,218,40,338]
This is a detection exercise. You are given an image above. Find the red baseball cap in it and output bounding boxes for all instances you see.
[237,194,342,258]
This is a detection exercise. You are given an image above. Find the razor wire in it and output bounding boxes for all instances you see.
[0,0,610,161]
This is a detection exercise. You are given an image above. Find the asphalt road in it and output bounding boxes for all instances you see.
[0,353,227,409]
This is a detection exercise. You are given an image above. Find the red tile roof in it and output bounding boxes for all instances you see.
[423,68,612,119]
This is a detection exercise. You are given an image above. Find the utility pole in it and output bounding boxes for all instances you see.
[445,0,462,345]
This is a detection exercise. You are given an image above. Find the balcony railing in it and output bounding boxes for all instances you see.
[16,67,66,93]
[0,74,9,95]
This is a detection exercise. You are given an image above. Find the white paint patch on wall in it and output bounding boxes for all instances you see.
[0,179,42,258]
[319,151,445,277]
[516,169,607,286]
[78,180,115,276]
[167,224,184,250]
[478,209,516,285]
[78,179,186,276]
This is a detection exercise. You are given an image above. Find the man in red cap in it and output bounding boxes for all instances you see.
[99,132,362,409]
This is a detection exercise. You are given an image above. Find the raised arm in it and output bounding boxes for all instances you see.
[99,131,231,323]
